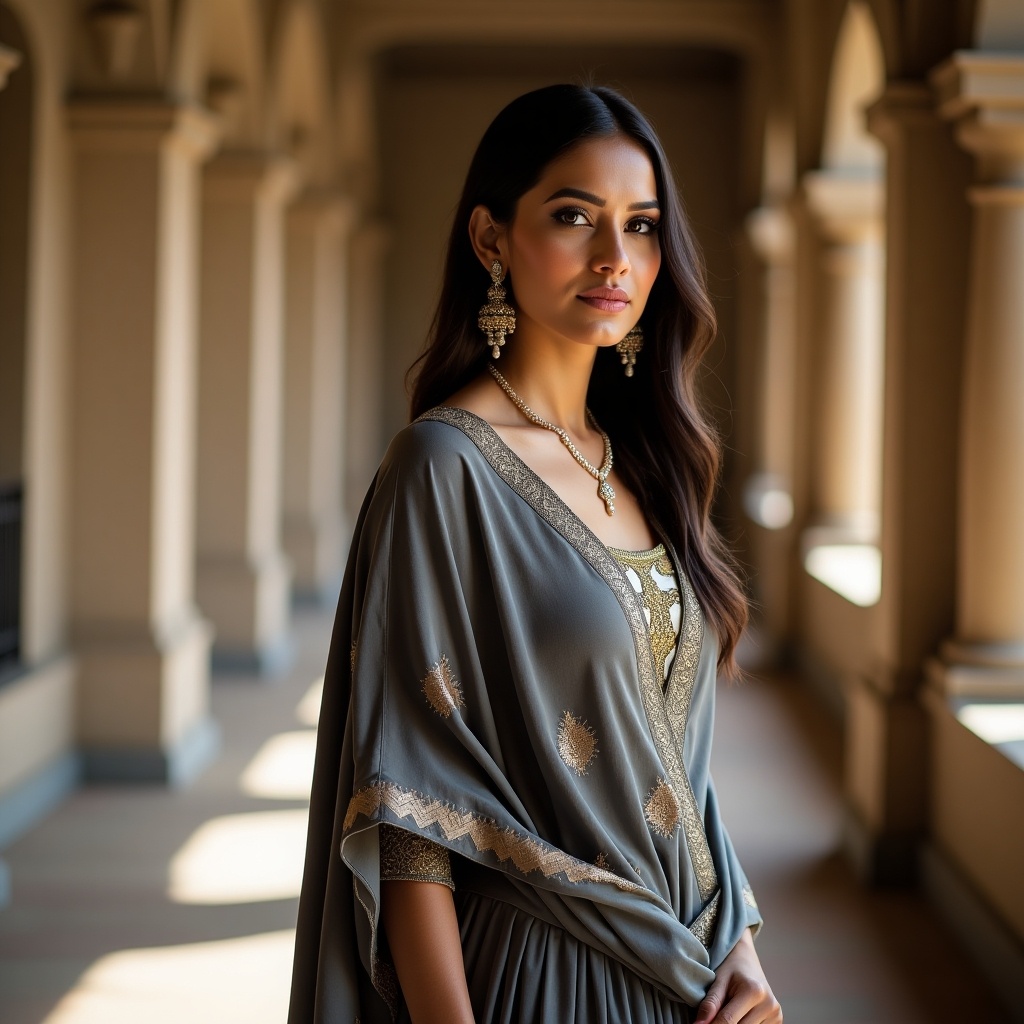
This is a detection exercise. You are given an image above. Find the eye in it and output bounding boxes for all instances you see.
[552,206,590,227]
[625,216,659,235]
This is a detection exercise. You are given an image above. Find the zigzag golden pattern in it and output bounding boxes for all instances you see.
[345,781,647,895]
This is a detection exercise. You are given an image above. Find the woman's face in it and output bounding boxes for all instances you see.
[502,134,662,351]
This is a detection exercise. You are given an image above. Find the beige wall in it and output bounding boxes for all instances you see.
[0,0,76,804]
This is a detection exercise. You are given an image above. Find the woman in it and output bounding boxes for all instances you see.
[289,84,781,1024]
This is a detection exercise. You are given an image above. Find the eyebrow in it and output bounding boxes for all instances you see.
[544,187,660,212]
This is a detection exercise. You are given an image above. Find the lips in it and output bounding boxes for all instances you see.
[577,286,630,313]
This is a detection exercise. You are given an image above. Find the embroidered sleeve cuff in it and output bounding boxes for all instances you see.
[379,823,454,889]
[742,884,764,937]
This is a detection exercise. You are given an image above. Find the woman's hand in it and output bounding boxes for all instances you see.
[693,928,782,1024]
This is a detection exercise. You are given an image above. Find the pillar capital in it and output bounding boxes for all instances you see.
[744,204,795,266]
[932,52,1024,184]
[803,170,885,245]
[866,82,937,145]
[68,100,220,160]
[0,42,21,91]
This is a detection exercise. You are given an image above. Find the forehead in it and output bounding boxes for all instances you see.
[532,135,658,199]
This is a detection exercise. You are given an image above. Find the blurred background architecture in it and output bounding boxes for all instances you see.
[0,0,1023,1021]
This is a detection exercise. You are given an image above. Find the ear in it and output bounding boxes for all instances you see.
[468,205,509,275]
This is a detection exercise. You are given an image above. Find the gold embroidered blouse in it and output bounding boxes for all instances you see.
[606,542,681,685]
[378,822,454,889]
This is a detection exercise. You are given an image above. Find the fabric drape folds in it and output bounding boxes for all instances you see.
[288,408,762,1024]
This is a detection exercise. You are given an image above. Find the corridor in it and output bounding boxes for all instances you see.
[0,605,1004,1024]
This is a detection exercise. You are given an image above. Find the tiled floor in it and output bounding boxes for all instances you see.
[0,605,1007,1023]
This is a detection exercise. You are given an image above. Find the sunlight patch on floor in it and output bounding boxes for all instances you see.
[168,810,308,904]
[804,544,881,607]
[240,730,317,800]
[296,676,323,726]
[956,702,1024,744]
[41,929,295,1024]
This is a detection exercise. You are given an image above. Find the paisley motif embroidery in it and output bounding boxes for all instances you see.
[557,710,599,775]
[421,654,465,718]
[644,778,682,838]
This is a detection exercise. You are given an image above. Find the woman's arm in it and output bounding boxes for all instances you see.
[380,879,476,1024]
[693,927,782,1024]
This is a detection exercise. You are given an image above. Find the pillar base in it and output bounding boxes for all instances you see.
[283,513,345,607]
[198,551,293,674]
[76,610,213,765]
[0,751,80,848]
[843,805,919,886]
[842,672,927,885]
[81,713,221,786]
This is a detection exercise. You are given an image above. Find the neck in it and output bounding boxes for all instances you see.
[491,324,597,434]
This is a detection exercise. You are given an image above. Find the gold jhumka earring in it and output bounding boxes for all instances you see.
[616,323,644,377]
[477,260,516,358]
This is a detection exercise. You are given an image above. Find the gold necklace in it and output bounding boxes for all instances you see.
[488,363,616,516]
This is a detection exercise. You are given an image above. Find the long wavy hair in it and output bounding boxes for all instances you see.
[407,84,748,677]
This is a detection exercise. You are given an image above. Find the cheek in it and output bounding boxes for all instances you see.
[637,244,662,295]
[511,228,582,290]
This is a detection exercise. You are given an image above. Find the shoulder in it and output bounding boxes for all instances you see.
[377,408,492,491]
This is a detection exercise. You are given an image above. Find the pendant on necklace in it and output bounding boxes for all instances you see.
[598,478,616,516]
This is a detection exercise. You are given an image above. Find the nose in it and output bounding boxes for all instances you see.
[590,223,630,276]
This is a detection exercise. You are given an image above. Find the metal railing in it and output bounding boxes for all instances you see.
[0,482,22,675]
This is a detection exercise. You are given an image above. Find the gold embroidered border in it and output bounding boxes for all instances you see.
[688,889,721,950]
[659,541,717,902]
[345,781,647,896]
[417,406,719,903]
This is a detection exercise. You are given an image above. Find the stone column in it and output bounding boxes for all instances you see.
[68,101,220,784]
[282,191,356,604]
[834,83,972,883]
[802,171,886,546]
[196,152,299,673]
[344,220,391,522]
[932,54,1024,693]
[741,205,797,657]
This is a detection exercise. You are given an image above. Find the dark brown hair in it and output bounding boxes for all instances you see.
[407,84,748,676]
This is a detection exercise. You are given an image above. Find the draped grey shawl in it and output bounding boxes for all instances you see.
[288,407,762,1023]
